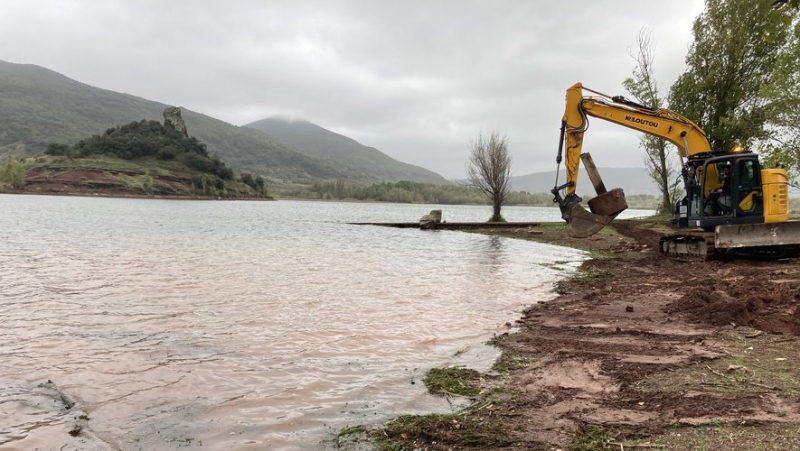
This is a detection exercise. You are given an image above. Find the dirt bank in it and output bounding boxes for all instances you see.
[12,167,271,200]
[361,219,800,450]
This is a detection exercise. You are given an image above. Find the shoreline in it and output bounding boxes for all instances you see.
[0,190,274,201]
[340,219,800,450]
[3,190,663,211]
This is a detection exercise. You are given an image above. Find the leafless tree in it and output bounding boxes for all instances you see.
[467,131,512,222]
[623,29,681,213]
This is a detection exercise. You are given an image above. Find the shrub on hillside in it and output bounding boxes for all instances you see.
[0,159,26,190]
[45,119,236,179]
[71,120,208,159]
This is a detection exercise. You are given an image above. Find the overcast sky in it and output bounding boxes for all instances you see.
[1,0,705,179]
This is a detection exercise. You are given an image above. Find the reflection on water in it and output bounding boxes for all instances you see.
[0,196,618,449]
[479,235,506,270]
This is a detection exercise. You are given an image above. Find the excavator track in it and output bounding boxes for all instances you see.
[727,245,800,260]
[659,232,717,260]
[660,230,800,260]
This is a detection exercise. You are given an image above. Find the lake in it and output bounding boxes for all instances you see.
[0,195,652,450]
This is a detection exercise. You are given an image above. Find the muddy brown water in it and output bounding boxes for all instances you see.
[0,195,652,450]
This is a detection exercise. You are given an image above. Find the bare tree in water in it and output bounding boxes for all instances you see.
[467,131,512,222]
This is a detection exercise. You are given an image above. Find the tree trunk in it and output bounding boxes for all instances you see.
[491,201,504,222]
[660,178,671,213]
[659,147,672,214]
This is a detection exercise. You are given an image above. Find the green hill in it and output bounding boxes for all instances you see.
[0,60,447,187]
[1,117,272,199]
[245,117,450,184]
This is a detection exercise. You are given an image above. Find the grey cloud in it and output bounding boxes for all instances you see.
[0,0,704,179]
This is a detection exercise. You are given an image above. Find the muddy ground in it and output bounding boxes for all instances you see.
[360,219,800,450]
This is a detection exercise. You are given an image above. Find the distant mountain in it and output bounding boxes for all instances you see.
[0,60,447,186]
[510,167,661,196]
[245,117,449,184]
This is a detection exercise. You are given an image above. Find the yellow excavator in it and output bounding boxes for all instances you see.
[551,82,800,258]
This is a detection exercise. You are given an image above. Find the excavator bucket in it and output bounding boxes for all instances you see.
[587,188,628,217]
[563,188,628,238]
[564,202,615,238]
[558,154,628,238]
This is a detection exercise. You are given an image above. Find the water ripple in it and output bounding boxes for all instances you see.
[0,196,630,449]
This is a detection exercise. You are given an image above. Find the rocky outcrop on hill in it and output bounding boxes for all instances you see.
[163,107,189,138]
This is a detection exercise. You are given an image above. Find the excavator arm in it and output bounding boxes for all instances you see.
[553,83,712,237]
[561,83,711,193]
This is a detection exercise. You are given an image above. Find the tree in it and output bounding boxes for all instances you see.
[0,159,26,190]
[255,176,269,198]
[623,29,681,214]
[467,131,512,222]
[669,0,793,153]
[761,8,800,187]
[240,172,256,188]
[45,143,71,157]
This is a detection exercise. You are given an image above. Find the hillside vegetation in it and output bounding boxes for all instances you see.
[0,60,341,185]
[306,179,661,209]
[0,60,448,189]
[1,118,270,199]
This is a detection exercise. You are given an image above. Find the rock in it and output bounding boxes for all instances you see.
[726,364,748,373]
[419,209,442,230]
[163,106,189,137]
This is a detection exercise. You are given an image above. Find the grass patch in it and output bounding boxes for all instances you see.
[110,173,155,194]
[31,156,192,177]
[375,413,519,450]
[633,328,800,396]
[575,247,614,260]
[423,367,482,397]
[571,425,618,450]
[486,316,539,373]
[638,221,674,234]
[646,423,800,451]
[335,389,542,449]
[492,348,537,373]
[536,221,568,231]
[552,267,613,294]
[333,425,369,448]
[39,156,147,172]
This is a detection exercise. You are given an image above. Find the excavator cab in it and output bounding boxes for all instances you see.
[701,162,733,216]
[701,159,762,218]
[678,154,766,231]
